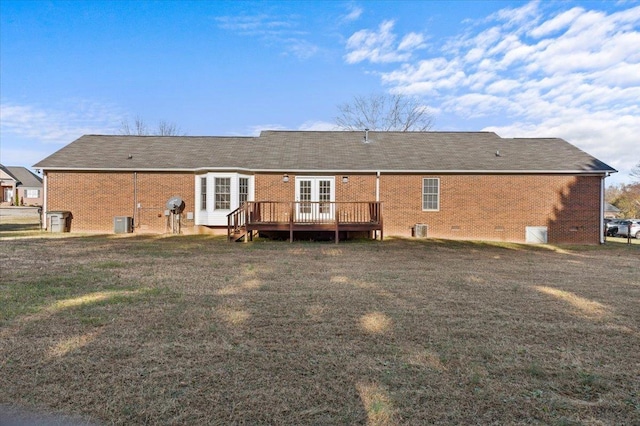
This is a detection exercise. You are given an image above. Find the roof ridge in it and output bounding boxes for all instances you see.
[82,134,255,139]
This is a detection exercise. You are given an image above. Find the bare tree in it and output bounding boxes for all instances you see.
[119,116,184,136]
[157,120,181,136]
[630,161,640,182]
[336,93,434,132]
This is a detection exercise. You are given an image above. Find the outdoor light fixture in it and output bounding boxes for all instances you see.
[342,176,349,183]
[283,174,289,183]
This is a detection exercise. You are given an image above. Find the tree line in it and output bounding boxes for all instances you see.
[119,116,185,136]
[606,162,640,218]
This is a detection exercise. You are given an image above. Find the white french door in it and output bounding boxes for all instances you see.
[295,177,335,222]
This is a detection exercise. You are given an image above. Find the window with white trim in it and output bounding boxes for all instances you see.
[239,177,248,205]
[200,177,207,210]
[25,189,40,198]
[215,177,231,210]
[422,178,440,211]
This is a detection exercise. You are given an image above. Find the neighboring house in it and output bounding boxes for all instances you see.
[0,164,44,206]
[604,202,621,219]
[34,131,616,243]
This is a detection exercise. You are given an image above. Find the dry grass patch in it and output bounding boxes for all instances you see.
[0,235,639,424]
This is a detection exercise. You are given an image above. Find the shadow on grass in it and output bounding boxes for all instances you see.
[604,236,640,246]
[386,236,550,252]
[0,223,42,232]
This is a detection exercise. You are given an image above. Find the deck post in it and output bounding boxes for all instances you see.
[244,202,249,243]
[335,206,340,244]
[379,202,383,241]
[289,202,294,243]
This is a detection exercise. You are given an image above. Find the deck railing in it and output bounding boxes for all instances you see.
[228,201,382,241]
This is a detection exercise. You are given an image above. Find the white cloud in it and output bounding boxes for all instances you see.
[381,58,465,87]
[491,0,540,30]
[244,121,338,136]
[282,38,319,59]
[298,120,338,131]
[243,124,289,137]
[591,61,640,86]
[484,111,640,179]
[345,20,425,64]
[442,93,518,118]
[398,32,425,51]
[345,1,640,183]
[0,101,122,144]
[0,147,52,170]
[485,79,520,94]
[214,15,294,35]
[215,14,318,60]
[529,7,583,38]
[342,4,363,23]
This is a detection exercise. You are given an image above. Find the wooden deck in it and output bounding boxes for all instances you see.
[228,201,383,243]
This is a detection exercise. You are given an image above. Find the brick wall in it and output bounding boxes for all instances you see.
[255,173,377,202]
[46,171,195,233]
[47,171,602,243]
[254,174,295,201]
[380,174,601,243]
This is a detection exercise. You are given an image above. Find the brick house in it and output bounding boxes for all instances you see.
[34,131,616,243]
[0,164,44,206]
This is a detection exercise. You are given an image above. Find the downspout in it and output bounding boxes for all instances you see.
[43,172,47,230]
[600,174,606,244]
[375,171,381,240]
[133,172,138,229]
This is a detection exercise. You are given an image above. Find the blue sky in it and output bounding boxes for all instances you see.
[1,0,638,185]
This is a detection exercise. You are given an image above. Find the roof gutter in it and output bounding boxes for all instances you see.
[36,167,618,175]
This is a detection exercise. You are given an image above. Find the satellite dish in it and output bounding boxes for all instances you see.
[166,196,185,214]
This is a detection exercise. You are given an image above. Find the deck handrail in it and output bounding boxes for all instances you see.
[227,203,249,241]
[243,201,381,224]
[228,201,382,241]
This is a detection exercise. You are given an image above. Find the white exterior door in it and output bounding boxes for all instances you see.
[295,177,334,222]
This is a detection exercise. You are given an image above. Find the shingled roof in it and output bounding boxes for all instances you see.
[0,165,43,186]
[34,131,616,174]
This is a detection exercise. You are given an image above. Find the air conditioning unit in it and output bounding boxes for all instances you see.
[114,216,134,233]
[414,223,428,238]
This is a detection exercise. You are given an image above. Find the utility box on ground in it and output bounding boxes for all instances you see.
[114,216,134,233]
[47,211,72,232]
[414,223,428,238]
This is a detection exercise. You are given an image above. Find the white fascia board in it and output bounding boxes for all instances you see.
[193,167,255,173]
[37,167,616,176]
[38,167,200,172]
[249,169,615,175]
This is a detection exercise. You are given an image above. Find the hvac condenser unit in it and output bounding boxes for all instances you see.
[114,216,134,233]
